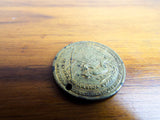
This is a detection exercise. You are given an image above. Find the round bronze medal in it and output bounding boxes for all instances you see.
[53,41,126,100]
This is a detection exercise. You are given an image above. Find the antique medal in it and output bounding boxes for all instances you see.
[53,41,126,100]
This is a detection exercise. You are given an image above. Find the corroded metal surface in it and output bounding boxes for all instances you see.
[53,41,126,100]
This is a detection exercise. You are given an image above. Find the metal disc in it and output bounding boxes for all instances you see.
[52,41,126,100]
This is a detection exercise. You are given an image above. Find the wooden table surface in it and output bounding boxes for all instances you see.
[0,0,160,120]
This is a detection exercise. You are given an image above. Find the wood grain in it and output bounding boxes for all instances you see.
[0,0,160,120]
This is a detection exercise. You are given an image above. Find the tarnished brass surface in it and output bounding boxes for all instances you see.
[53,41,126,100]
